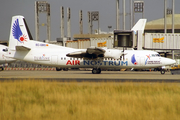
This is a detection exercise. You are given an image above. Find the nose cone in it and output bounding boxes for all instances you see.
[172,59,176,64]
[162,58,176,65]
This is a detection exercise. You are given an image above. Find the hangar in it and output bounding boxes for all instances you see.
[145,14,180,33]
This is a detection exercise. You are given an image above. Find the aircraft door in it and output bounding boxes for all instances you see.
[51,55,58,64]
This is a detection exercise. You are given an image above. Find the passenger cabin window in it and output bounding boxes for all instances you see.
[152,54,155,57]
[2,48,8,52]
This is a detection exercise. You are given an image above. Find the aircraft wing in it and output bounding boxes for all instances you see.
[16,45,31,51]
[66,47,105,59]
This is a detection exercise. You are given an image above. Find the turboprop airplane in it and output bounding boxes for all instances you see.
[6,15,176,74]
[0,44,16,71]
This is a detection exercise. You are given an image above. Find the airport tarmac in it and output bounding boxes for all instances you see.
[0,70,180,82]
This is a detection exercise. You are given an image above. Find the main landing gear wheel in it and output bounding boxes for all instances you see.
[92,68,101,74]
[56,67,62,71]
[63,68,68,71]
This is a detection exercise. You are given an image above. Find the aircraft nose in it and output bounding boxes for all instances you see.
[164,58,176,65]
[171,59,176,64]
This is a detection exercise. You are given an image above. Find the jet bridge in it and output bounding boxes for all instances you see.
[144,33,180,50]
[114,30,135,48]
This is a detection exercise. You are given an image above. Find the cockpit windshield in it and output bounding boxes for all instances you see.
[151,54,161,57]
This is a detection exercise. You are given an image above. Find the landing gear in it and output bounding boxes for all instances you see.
[92,68,101,74]
[56,67,62,71]
[91,58,103,74]
[160,69,166,74]
[56,67,69,71]
[63,68,68,71]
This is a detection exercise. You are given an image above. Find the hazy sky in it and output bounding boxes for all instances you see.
[0,0,180,41]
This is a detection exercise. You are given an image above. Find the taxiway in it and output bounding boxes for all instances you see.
[0,70,180,82]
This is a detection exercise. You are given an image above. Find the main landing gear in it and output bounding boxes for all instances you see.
[92,68,101,74]
[56,67,62,71]
[91,58,103,74]
[56,67,68,71]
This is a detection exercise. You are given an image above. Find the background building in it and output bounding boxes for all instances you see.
[145,14,180,33]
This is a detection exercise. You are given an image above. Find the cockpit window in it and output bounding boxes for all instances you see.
[152,54,155,57]
[151,54,161,57]
[155,54,161,57]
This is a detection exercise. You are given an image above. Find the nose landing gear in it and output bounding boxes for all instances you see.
[160,66,166,74]
[160,69,166,74]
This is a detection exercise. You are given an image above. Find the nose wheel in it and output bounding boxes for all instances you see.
[160,69,166,74]
[92,68,101,74]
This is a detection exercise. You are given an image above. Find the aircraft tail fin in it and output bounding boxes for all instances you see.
[9,15,33,50]
[131,19,147,34]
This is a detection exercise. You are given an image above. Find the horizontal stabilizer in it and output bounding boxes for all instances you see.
[16,45,31,51]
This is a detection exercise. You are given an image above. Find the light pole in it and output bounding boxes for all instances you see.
[116,0,120,30]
